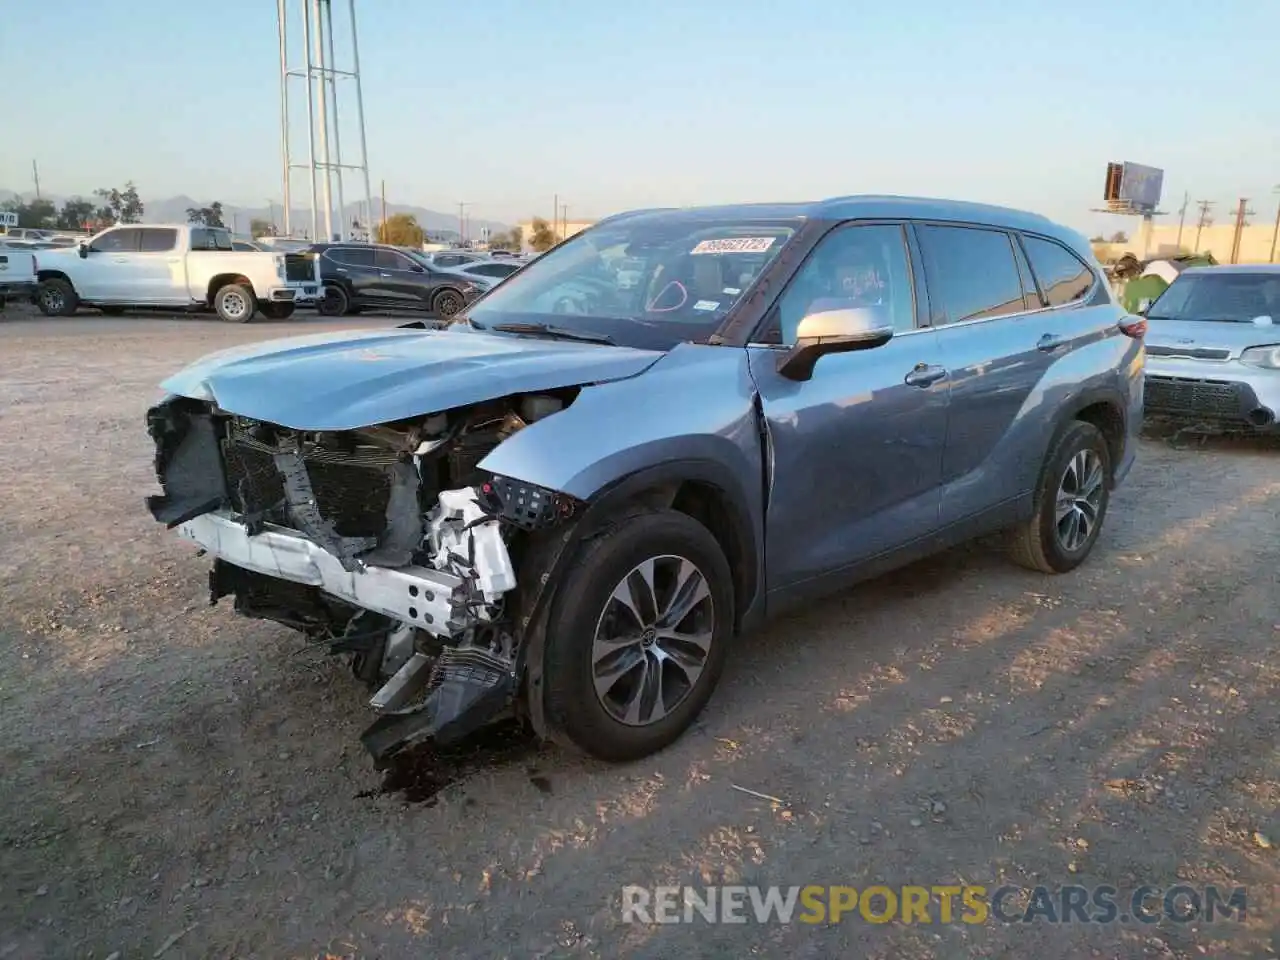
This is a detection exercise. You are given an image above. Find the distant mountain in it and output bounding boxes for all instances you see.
[1,189,511,239]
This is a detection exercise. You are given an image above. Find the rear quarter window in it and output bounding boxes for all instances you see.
[1022,235,1095,307]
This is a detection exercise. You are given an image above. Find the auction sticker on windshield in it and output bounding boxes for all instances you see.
[691,237,776,255]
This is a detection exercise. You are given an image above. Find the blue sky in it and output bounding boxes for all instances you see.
[3,0,1278,234]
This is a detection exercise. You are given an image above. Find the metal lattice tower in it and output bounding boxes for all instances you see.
[276,0,373,241]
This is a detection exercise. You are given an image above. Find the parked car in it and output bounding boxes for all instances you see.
[232,239,264,252]
[310,241,484,318]
[144,196,1142,765]
[0,227,53,243]
[34,224,320,321]
[0,242,38,309]
[418,250,489,270]
[437,258,523,291]
[1142,264,1280,431]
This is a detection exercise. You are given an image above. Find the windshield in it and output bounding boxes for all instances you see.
[462,216,799,349]
[1148,272,1280,323]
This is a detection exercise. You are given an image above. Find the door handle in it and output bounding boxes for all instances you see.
[904,363,947,388]
[379,272,392,277]
[112,257,128,263]
[336,267,348,272]
[1037,333,1064,352]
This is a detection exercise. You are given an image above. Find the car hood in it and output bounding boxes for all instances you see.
[1145,317,1280,358]
[160,326,664,430]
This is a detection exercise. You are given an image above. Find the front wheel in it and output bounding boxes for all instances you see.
[259,303,296,320]
[213,283,257,323]
[1008,420,1112,574]
[432,288,464,320]
[37,278,79,317]
[543,508,734,762]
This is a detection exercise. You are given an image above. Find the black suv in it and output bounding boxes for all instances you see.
[310,242,482,319]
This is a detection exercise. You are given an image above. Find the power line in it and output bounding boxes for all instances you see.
[1193,200,1214,253]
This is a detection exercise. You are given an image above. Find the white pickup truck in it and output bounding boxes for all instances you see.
[0,242,38,310]
[35,224,321,322]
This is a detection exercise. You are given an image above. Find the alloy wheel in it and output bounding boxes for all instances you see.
[1054,449,1104,552]
[41,288,64,313]
[221,290,248,320]
[590,555,715,727]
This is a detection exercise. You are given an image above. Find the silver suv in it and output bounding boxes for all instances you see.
[145,196,1144,764]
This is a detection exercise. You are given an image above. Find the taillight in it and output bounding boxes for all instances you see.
[1119,317,1147,338]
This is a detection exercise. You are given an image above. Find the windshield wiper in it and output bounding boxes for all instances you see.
[488,322,615,345]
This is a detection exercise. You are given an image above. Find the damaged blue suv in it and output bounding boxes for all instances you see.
[145,196,1144,765]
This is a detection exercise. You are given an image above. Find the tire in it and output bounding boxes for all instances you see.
[259,303,296,320]
[432,288,464,320]
[99,306,126,316]
[1008,420,1112,574]
[213,283,257,323]
[317,284,350,317]
[543,507,734,762]
[36,277,78,317]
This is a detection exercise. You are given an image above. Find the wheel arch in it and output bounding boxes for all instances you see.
[207,273,256,304]
[1054,387,1127,483]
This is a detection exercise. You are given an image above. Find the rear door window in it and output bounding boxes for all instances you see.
[1022,235,1095,307]
[331,246,374,267]
[917,225,1027,324]
[375,248,414,271]
[190,228,233,251]
[139,228,178,252]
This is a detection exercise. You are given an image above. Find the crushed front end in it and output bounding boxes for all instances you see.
[145,393,577,765]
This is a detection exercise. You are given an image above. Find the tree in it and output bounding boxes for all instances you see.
[56,198,96,231]
[1089,235,1105,243]
[94,181,144,223]
[528,217,556,252]
[375,213,424,247]
[0,196,57,228]
[509,225,523,251]
[1109,230,1128,243]
[186,201,225,228]
[249,217,276,238]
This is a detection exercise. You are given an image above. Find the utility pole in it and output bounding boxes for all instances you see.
[1175,191,1189,251]
[380,179,387,242]
[553,193,558,240]
[267,199,278,234]
[31,160,40,199]
[1270,186,1280,263]
[560,202,569,239]
[1229,197,1254,264]
[457,202,470,244]
[1193,200,1214,253]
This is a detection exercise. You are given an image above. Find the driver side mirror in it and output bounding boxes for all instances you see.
[78,242,90,259]
[778,306,895,381]
[410,264,424,273]
[1136,298,1152,316]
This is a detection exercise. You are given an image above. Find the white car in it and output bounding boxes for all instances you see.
[35,224,320,321]
[0,242,38,308]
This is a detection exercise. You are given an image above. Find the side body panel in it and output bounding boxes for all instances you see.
[186,251,280,302]
[747,334,948,591]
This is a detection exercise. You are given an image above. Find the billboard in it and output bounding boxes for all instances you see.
[0,211,18,227]
[1103,162,1164,213]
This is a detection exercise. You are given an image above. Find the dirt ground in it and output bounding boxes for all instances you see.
[0,309,1276,960]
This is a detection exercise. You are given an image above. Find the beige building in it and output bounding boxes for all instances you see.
[515,218,595,251]
[1092,219,1280,266]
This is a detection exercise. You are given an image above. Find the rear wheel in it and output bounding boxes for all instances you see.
[318,283,350,317]
[37,278,78,317]
[543,508,734,761]
[213,283,257,323]
[259,303,296,320]
[432,288,464,319]
[1008,420,1111,573]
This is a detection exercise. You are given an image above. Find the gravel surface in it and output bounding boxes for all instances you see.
[1,310,1277,959]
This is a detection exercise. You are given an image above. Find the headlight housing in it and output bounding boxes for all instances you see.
[1240,345,1280,369]
[274,254,286,279]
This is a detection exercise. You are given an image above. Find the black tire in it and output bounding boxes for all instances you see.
[317,283,350,317]
[543,507,734,762]
[259,303,296,320]
[432,287,464,319]
[99,306,126,316]
[213,283,257,323]
[36,277,78,317]
[1008,420,1112,574]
